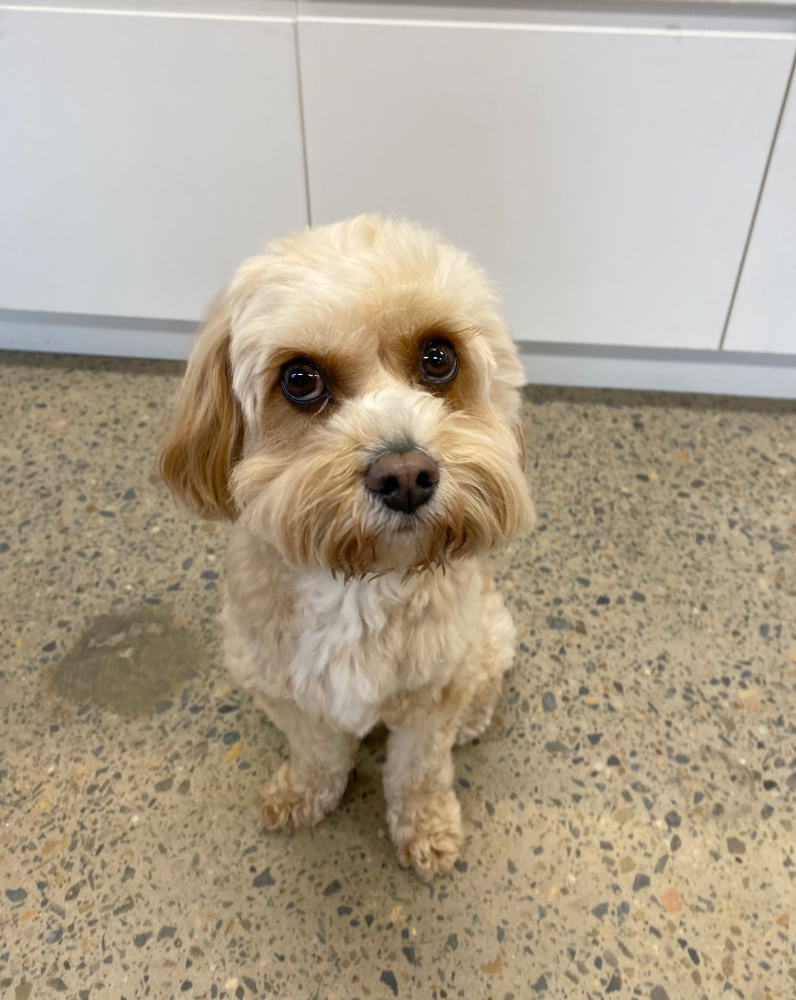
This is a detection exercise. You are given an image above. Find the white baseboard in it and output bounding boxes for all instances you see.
[517,341,796,398]
[0,310,197,361]
[2,311,795,399]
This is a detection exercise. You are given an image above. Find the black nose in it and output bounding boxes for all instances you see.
[365,450,439,514]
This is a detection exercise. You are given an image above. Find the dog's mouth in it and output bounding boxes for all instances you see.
[364,496,464,575]
[372,512,422,540]
[375,501,439,537]
[394,521,418,534]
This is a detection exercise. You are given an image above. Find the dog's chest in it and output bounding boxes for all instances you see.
[287,572,419,733]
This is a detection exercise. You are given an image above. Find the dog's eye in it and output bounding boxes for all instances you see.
[420,339,458,385]
[280,359,326,404]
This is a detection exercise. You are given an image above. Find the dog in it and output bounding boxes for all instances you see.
[160,215,534,879]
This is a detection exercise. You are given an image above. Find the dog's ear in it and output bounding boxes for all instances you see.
[513,423,527,474]
[160,294,243,520]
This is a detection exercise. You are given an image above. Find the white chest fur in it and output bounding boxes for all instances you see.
[224,536,484,735]
[287,571,410,734]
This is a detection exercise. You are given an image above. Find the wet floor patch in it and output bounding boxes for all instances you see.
[49,606,202,715]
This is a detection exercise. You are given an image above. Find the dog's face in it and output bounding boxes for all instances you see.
[161,216,533,576]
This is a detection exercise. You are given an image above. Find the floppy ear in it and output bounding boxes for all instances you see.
[160,294,243,520]
[513,423,527,474]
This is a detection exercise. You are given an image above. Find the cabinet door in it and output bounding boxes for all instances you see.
[0,9,307,321]
[724,71,796,354]
[299,18,794,349]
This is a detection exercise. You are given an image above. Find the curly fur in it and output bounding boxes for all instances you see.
[161,215,534,878]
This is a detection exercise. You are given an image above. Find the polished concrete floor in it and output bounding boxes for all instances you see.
[1,350,795,1000]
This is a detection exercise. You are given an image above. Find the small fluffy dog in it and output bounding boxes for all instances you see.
[161,215,533,878]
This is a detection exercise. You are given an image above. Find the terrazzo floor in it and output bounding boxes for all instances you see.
[1,349,795,1000]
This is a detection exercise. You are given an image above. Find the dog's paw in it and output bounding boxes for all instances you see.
[389,792,463,880]
[455,701,496,745]
[258,762,345,832]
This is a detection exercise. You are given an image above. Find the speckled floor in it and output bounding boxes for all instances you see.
[1,350,795,1000]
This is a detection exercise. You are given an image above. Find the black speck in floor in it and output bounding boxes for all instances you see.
[380,970,399,996]
[253,869,275,888]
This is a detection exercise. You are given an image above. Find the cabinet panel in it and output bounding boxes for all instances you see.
[724,67,796,354]
[0,10,307,321]
[299,19,794,348]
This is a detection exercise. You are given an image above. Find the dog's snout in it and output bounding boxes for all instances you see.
[366,450,439,514]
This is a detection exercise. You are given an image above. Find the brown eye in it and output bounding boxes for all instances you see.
[420,339,458,385]
[280,359,326,404]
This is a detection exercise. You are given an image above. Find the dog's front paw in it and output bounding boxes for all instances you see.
[389,792,463,880]
[258,762,345,832]
[455,700,496,745]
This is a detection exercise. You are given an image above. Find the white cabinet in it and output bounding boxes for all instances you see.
[0,9,307,321]
[724,73,796,354]
[298,19,794,349]
[1,2,795,396]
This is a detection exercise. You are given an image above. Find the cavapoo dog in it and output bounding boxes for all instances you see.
[161,215,534,879]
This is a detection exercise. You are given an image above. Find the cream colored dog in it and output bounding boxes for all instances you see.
[161,215,533,879]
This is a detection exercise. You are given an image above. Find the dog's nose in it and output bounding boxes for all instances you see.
[366,450,439,514]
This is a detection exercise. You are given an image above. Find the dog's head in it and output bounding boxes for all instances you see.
[161,215,534,576]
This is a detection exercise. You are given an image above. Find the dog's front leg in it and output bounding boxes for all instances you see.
[382,690,465,880]
[255,696,358,832]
